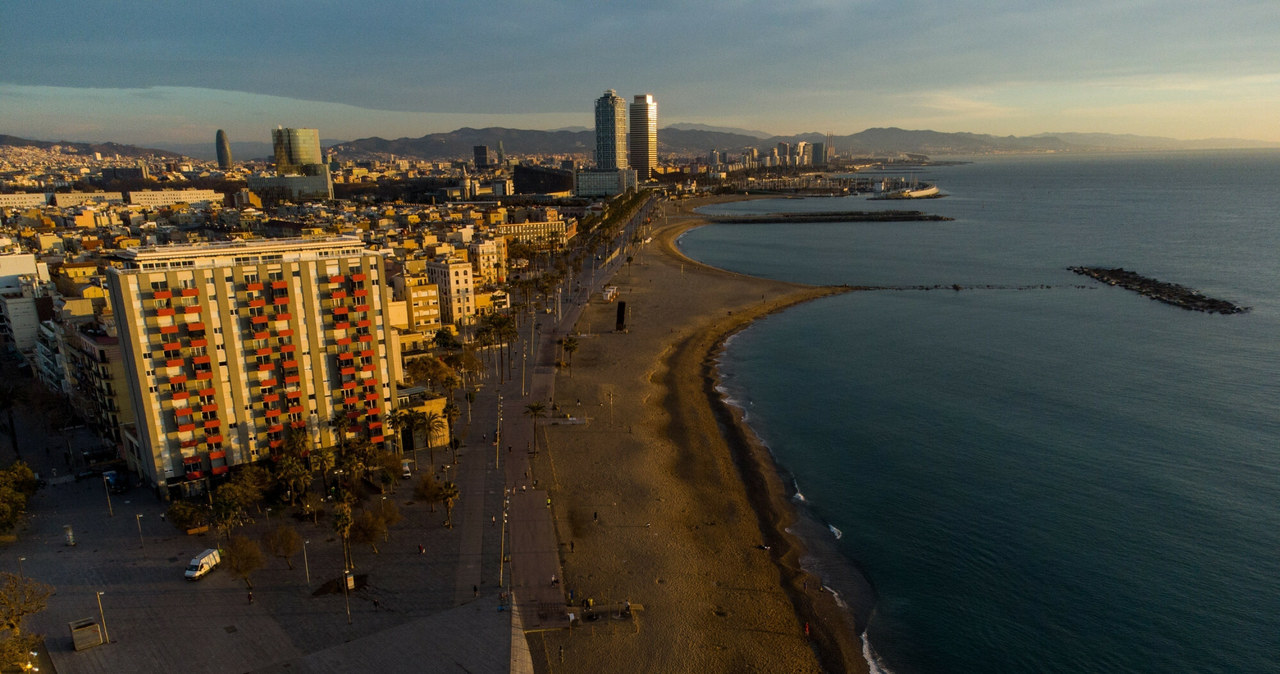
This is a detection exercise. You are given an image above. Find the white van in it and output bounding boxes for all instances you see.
[185,549,220,580]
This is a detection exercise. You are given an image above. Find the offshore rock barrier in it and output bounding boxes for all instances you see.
[706,211,953,224]
[1069,266,1248,314]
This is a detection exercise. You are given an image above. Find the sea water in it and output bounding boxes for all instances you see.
[679,151,1280,673]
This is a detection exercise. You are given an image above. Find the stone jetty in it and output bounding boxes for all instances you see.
[1069,266,1248,314]
[706,210,953,224]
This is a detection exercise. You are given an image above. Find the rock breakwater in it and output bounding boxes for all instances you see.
[707,211,952,224]
[1069,266,1248,314]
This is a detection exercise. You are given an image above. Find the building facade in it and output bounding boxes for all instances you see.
[628,94,658,180]
[272,127,324,175]
[128,190,223,208]
[216,129,233,170]
[594,89,628,170]
[424,257,475,327]
[574,168,638,197]
[106,237,396,498]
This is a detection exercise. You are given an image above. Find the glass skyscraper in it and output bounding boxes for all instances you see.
[272,127,323,175]
[628,94,657,180]
[215,129,233,170]
[594,90,628,170]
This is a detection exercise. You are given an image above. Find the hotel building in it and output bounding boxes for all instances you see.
[628,94,658,180]
[594,90,628,170]
[106,237,396,498]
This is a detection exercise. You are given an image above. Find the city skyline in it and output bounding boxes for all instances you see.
[2,2,1280,145]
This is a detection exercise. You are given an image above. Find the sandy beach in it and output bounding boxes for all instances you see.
[529,195,868,673]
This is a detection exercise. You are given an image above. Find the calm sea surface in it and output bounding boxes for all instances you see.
[678,151,1280,673]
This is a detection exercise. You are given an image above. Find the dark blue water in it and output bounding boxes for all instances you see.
[679,151,1280,674]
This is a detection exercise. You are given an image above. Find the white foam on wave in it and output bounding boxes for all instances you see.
[861,633,895,674]
[822,584,846,609]
[828,524,843,540]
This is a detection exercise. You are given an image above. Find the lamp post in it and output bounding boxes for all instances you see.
[95,591,109,643]
[102,474,113,517]
[342,568,353,625]
[303,540,310,587]
[17,556,24,579]
[494,394,502,467]
[135,514,144,548]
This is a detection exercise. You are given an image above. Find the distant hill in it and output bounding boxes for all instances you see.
[330,127,593,160]
[329,126,1279,161]
[667,122,773,139]
[148,139,347,162]
[8,128,1275,164]
[0,134,182,159]
[1030,132,1276,151]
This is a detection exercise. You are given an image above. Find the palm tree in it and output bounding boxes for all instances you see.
[421,410,446,471]
[442,403,461,462]
[562,336,579,377]
[440,480,460,529]
[311,444,336,493]
[523,402,546,454]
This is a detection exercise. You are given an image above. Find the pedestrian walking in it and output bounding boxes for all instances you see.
[248,591,254,604]
[418,544,424,554]
[593,511,598,522]
[570,541,575,553]
[373,598,380,611]
[473,584,478,598]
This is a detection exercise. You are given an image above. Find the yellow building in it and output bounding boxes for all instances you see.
[106,237,397,498]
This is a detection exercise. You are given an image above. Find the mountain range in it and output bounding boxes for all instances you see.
[4,129,1277,163]
[328,127,1280,160]
[0,134,183,159]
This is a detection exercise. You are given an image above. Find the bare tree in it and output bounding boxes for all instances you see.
[262,524,302,570]
[349,510,386,554]
[225,535,264,589]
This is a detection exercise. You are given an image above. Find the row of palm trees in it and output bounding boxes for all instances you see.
[386,406,457,473]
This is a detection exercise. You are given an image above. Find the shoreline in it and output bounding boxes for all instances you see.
[666,214,875,673]
[539,194,869,673]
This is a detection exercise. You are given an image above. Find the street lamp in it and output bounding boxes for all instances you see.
[17,557,24,578]
[342,568,353,625]
[102,474,113,517]
[135,514,144,548]
[303,540,310,587]
[95,591,109,643]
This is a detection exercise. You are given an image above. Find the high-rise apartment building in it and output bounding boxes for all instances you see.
[424,257,475,327]
[628,94,658,180]
[215,130,233,170]
[594,90,628,170]
[272,127,323,175]
[106,237,395,499]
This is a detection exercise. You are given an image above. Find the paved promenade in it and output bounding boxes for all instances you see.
[3,195,657,673]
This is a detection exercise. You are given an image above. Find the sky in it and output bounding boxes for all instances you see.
[2,1,1278,146]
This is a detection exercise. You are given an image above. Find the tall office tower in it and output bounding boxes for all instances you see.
[811,142,827,167]
[215,130,233,169]
[473,145,495,169]
[106,237,395,499]
[628,94,658,179]
[272,127,323,175]
[594,89,628,170]
[776,142,791,166]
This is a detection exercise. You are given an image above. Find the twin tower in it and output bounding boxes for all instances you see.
[595,91,657,180]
